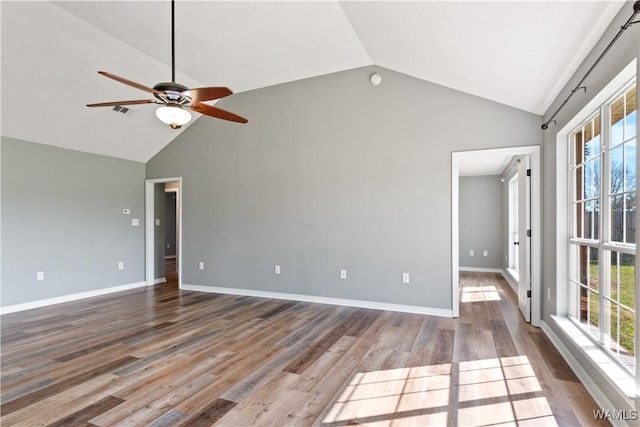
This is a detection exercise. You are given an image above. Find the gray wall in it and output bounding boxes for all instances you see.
[147,65,541,310]
[1,137,145,306]
[459,175,502,269]
[541,2,639,414]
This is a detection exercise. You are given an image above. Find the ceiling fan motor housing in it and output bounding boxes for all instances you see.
[154,82,189,103]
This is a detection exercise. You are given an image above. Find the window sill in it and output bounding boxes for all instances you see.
[548,315,638,405]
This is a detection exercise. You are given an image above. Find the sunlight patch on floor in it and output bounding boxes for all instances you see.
[461,285,501,302]
[322,365,450,423]
[322,356,556,426]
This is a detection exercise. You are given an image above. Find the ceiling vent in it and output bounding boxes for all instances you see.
[112,105,130,114]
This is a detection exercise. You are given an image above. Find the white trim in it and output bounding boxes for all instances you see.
[164,255,177,260]
[452,145,542,326]
[502,268,519,294]
[181,283,453,318]
[145,177,182,289]
[451,155,460,317]
[541,318,638,424]
[458,267,502,273]
[529,147,542,327]
[153,278,166,285]
[0,281,150,315]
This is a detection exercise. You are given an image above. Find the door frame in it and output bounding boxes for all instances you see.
[452,145,541,326]
[145,177,182,288]
[508,172,520,274]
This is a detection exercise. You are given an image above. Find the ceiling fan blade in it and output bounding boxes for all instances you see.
[97,71,161,95]
[182,87,233,103]
[191,102,248,123]
[86,99,156,107]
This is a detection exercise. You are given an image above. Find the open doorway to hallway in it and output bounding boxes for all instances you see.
[452,146,540,325]
[163,184,178,287]
[145,177,182,289]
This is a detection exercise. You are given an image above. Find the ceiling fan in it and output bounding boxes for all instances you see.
[87,0,247,129]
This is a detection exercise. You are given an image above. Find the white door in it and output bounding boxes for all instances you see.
[508,174,519,274]
[517,156,532,322]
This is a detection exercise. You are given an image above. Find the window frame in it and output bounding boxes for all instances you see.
[567,78,637,377]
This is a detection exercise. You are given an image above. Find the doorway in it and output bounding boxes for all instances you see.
[164,186,178,287]
[452,146,540,325]
[145,177,182,288]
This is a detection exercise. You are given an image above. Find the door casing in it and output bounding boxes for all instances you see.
[145,177,182,288]
[452,146,541,326]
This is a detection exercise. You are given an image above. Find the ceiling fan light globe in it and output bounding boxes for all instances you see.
[156,105,191,128]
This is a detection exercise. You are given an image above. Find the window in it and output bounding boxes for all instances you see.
[509,174,519,274]
[568,81,637,373]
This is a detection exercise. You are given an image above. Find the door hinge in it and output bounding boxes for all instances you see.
[526,229,531,237]
[527,290,532,298]
[526,169,531,177]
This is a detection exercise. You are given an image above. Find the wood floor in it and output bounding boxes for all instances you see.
[1,272,607,426]
[165,257,178,288]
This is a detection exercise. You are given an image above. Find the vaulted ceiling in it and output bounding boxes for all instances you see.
[1,1,626,162]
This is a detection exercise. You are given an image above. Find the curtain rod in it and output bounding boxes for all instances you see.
[542,1,640,130]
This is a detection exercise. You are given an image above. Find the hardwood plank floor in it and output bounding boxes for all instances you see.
[1,272,607,426]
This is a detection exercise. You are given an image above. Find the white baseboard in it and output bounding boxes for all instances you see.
[459,267,502,273]
[153,278,166,284]
[540,320,636,426]
[1,281,149,315]
[501,268,518,293]
[181,283,453,318]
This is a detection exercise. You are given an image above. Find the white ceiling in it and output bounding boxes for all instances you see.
[458,152,514,177]
[1,1,627,162]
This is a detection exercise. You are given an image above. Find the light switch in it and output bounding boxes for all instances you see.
[274,265,281,275]
[402,273,410,284]
[118,261,124,270]
[37,271,44,281]
[131,218,139,226]
[155,219,161,226]
[340,269,347,279]
[199,261,204,270]
[483,250,488,257]
[469,250,474,256]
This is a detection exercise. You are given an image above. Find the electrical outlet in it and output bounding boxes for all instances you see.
[274,264,281,275]
[483,250,488,257]
[131,218,139,226]
[37,271,44,281]
[402,273,410,284]
[155,219,161,226]
[118,261,124,270]
[469,250,474,256]
[340,269,347,279]
[199,261,204,271]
